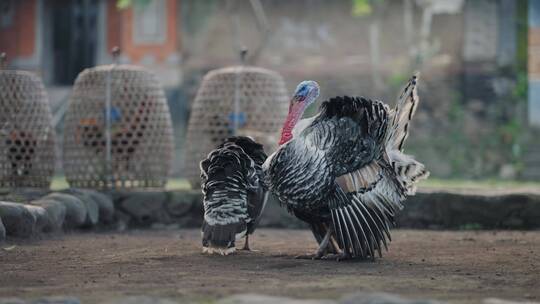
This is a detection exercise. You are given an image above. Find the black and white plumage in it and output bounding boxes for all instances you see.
[264,75,429,260]
[200,136,268,255]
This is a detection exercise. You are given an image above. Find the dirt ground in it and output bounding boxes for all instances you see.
[1,229,539,303]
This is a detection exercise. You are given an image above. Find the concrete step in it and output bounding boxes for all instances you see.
[523,155,540,164]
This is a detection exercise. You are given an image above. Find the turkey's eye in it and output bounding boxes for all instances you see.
[297,85,308,96]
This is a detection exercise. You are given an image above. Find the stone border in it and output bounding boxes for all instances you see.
[397,190,540,229]
[105,189,540,230]
[3,292,527,304]
[1,188,539,242]
[0,292,446,304]
[0,189,115,238]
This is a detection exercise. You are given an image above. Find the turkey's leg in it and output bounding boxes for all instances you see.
[315,226,332,256]
[242,234,251,251]
[329,234,340,253]
[295,226,333,260]
[241,234,259,252]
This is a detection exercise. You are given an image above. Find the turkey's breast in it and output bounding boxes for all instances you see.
[266,138,334,211]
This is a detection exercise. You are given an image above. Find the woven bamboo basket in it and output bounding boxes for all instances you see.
[0,70,55,189]
[184,66,289,187]
[63,65,174,190]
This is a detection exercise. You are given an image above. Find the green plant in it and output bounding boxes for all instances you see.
[351,0,385,17]
[388,72,409,91]
[116,0,151,9]
[446,94,470,177]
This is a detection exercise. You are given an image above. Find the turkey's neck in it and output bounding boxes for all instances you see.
[279,104,305,145]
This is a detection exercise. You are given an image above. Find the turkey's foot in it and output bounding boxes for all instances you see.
[240,235,259,252]
[240,248,260,253]
[321,252,351,261]
[295,225,336,260]
[294,253,323,260]
[202,246,236,256]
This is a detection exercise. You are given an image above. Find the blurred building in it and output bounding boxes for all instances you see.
[0,0,538,180]
[0,0,181,88]
[530,0,540,127]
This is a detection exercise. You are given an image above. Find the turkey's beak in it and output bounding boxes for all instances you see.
[288,95,306,115]
[290,94,305,105]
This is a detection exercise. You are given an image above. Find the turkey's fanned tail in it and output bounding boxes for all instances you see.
[386,73,419,152]
[385,73,429,195]
[200,137,266,254]
[387,150,429,195]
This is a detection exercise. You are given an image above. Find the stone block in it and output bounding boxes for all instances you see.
[0,216,5,242]
[23,205,49,233]
[113,191,170,226]
[258,194,307,229]
[31,199,67,232]
[165,190,199,216]
[30,297,81,304]
[63,189,114,224]
[341,292,441,304]
[218,294,335,304]
[397,190,540,229]
[0,298,26,304]
[0,202,36,237]
[165,190,202,227]
[41,193,87,229]
[100,296,177,304]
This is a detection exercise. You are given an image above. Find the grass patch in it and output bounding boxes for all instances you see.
[51,176,192,191]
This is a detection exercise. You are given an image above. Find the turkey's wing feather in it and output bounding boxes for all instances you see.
[301,116,377,177]
[315,96,389,146]
[329,163,405,259]
[335,161,383,194]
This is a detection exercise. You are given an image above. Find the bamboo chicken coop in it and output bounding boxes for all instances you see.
[63,64,174,190]
[184,66,289,187]
[0,62,56,189]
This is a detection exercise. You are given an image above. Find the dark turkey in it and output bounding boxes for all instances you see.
[264,75,429,260]
[200,136,268,255]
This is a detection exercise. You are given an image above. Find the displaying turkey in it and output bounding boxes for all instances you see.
[264,75,429,260]
[200,136,268,255]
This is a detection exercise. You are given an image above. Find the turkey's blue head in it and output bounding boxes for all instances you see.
[279,80,320,145]
[292,80,320,104]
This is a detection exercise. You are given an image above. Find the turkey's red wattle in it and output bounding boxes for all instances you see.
[278,120,295,145]
[279,102,304,145]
